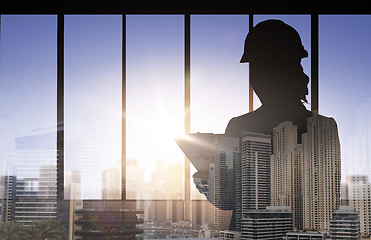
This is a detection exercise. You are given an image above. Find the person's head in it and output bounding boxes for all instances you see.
[241,19,309,105]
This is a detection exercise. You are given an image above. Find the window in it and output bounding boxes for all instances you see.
[64,15,122,200]
[126,15,185,200]
[0,14,58,224]
[1,9,370,240]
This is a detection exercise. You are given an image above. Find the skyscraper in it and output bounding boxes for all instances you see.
[240,132,271,212]
[2,131,58,224]
[0,174,16,222]
[302,116,341,231]
[65,120,107,199]
[271,121,303,230]
[342,175,371,238]
[347,99,371,179]
[1,155,16,222]
[102,166,121,199]
[213,136,239,230]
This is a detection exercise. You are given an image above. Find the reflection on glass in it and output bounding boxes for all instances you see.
[0,15,57,223]
[190,15,249,203]
[126,15,185,200]
[320,15,371,238]
[64,15,122,200]
[186,16,342,234]
[1,13,368,240]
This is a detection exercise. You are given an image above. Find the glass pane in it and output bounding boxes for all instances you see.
[190,15,249,210]
[253,15,311,110]
[64,15,122,200]
[0,15,57,223]
[189,14,249,231]
[320,15,371,181]
[126,15,184,200]
[320,15,371,237]
[191,15,249,134]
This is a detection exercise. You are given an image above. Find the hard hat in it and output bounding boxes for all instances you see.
[240,19,308,63]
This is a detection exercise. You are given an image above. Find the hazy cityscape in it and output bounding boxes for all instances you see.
[1,109,370,239]
[0,13,371,240]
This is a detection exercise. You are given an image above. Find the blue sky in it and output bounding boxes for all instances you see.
[1,14,371,198]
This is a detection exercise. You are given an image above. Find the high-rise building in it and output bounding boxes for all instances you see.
[208,162,215,208]
[302,116,341,231]
[330,205,360,240]
[240,132,271,211]
[192,199,211,227]
[65,170,81,200]
[14,154,58,224]
[271,121,303,230]
[166,162,184,222]
[126,159,146,200]
[0,174,16,222]
[241,206,293,240]
[212,136,239,230]
[214,136,239,211]
[341,175,371,238]
[1,155,16,222]
[345,99,371,181]
[65,170,83,239]
[2,131,59,225]
[102,166,121,199]
[65,119,117,200]
[234,149,242,231]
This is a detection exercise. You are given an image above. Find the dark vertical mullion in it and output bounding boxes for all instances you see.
[249,14,254,112]
[57,13,69,229]
[122,14,127,200]
[57,13,64,202]
[311,14,319,114]
[184,13,191,221]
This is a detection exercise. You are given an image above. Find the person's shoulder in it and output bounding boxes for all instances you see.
[310,112,338,128]
[225,112,257,137]
[230,110,261,122]
[228,113,249,123]
[225,115,241,136]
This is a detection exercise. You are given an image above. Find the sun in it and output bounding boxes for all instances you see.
[149,113,185,151]
[129,108,185,163]
[153,115,184,139]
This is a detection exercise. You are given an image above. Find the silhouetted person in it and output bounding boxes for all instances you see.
[225,19,313,141]
[185,19,340,232]
[223,20,339,230]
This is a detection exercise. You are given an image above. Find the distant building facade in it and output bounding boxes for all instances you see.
[330,205,360,240]
[341,175,371,238]
[212,136,239,230]
[220,230,241,240]
[102,166,121,200]
[241,206,293,240]
[1,131,58,225]
[285,231,325,240]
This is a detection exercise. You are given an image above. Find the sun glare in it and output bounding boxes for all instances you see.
[148,114,185,158]
[127,108,185,168]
